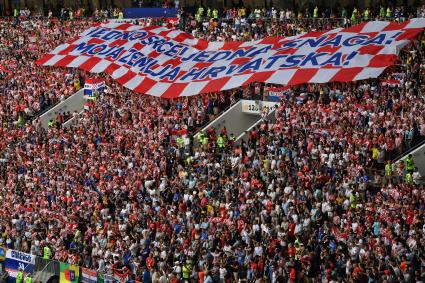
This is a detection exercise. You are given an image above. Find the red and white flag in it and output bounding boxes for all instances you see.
[36,19,425,98]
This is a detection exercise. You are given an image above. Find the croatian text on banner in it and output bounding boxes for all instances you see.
[36,19,425,98]
[60,263,80,283]
[5,250,35,279]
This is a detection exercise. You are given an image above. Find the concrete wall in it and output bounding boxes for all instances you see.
[39,89,85,129]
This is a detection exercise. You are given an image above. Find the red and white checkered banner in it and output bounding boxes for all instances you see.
[36,19,425,98]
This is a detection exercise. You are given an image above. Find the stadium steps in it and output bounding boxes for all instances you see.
[32,271,57,283]
[39,89,86,130]
[194,100,278,145]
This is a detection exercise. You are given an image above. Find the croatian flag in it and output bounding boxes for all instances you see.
[84,78,105,96]
[81,268,97,283]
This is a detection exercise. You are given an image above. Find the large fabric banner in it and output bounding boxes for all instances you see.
[37,19,425,98]
[4,250,35,279]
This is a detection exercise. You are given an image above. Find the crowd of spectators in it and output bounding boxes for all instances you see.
[0,7,424,283]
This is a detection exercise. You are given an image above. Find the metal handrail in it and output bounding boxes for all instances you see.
[33,259,60,282]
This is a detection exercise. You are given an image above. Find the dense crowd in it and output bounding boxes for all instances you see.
[0,17,93,125]
[0,9,424,283]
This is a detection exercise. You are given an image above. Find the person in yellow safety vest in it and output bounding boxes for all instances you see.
[217,135,225,149]
[197,133,204,144]
[17,115,24,127]
[351,7,358,24]
[404,154,414,173]
[379,6,385,18]
[74,229,81,242]
[349,191,358,209]
[118,11,123,19]
[201,135,208,147]
[48,120,54,128]
[176,136,184,149]
[16,268,24,283]
[228,133,235,146]
[385,160,392,184]
[385,160,392,176]
[43,245,51,259]
[386,7,392,18]
[182,261,192,281]
[212,9,218,19]
[364,8,370,20]
[197,6,204,17]
[25,274,32,283]
[313,6,318,18]
[206,7,211,18]
[238,7,245,18]
[186,156,193,165]
[405,172,412,184]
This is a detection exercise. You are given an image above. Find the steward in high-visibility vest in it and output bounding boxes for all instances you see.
[182,263,192,280]
[212,9,218,19]
[405,172,412,184]
[43,245,51,259]
[48,120,54,128]
[74,229,81,242]
[364,8,370,20]
[17,115,24,127]
[176,136,184,149]
[186,156,193,165]
[228,133,235,146]
[16,269,24,283]
[198,133,205,144]
[313,6,318,18]
[197,6,204,17]
[201,135,208,147]
[385,162,392,176]
[351,8,358,24]
[349,192,358,209]
[25,275,32,283]
[207,7,211,18]
[404,155,414,173]
[217,135,225,149]
[379,6,386,18]
[386,7,392,18]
